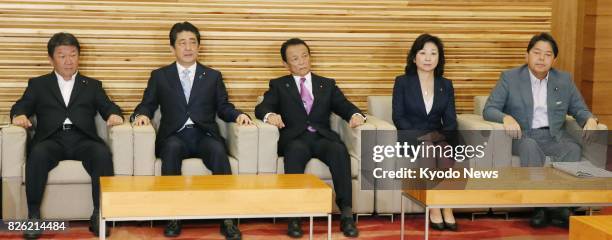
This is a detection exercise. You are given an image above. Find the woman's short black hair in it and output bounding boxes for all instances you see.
[405,33,445,78]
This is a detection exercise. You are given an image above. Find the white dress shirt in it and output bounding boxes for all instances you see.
[55,71,77,124]
[177,62,197,130]
[529,69,549,129]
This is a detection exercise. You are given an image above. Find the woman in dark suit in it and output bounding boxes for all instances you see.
[392,33,458,231]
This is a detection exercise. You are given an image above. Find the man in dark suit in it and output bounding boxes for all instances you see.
[131,22,250,240]
[11,32,123,239]
[255,38,364,238]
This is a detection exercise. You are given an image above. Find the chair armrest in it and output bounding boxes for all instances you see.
[365,115,396,131]
[333,114,376,160]
[108,122,133,175]
[564,117,608,167]
[252,116,279,173]
[458,114,512,167]
[1,125,27,178]
[225,122,258,174]
[132,125,156,176]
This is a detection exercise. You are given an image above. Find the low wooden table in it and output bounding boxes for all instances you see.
[569,216,612,240]
[400,167,612,240]
[100,174,333,240]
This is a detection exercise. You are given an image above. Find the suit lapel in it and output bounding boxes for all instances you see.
[546,70,559,123]
[519,66,534,127]
[430,76,444,117]
[310,74,324,113]
[411,74,428,117]
[189,63,206,105]
[284,75,304,108]
[67,73,85,108]
[47,72,66,108]
[166,62,188,106]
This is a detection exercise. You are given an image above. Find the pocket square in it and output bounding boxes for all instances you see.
[556,101,562,105]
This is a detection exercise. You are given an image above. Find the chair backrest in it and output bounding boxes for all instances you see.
[367,96,392,123]
[474,96,489,116]
[29,113,109,143]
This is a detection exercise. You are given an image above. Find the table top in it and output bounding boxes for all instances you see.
[403,167,612,206]
[571,216,612,235]
[101,174,330,192]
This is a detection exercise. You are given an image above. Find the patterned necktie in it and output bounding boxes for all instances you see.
[180,69,191,103]
[299,77,316,132]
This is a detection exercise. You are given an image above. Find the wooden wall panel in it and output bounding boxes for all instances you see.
[0,0,553,121]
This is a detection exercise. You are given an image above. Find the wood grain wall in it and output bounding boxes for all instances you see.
[0,0,553,121]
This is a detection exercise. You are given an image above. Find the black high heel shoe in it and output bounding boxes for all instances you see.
[442,212,458,231]
[429,215,445,231]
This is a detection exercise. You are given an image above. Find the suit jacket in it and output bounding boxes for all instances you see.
[483,64,593,140]
[392,73,457,131]
[131,62,242,153]
[10,72,122,146]
[255,73,363,154]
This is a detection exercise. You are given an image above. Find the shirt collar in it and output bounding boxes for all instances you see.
[54,71,77,82]
[528,68,549,85]
[176,62,197,75]
[292,72,312,83]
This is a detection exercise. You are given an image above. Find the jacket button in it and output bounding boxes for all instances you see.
[187,111,191,116]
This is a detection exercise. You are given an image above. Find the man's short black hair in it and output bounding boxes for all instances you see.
[169,21,201,47]
[280,38,311,62]
[527,32,559,57]
[47,32,80,57]
[405,33,446,78]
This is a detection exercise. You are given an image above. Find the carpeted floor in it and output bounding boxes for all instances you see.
[0,214,575,240]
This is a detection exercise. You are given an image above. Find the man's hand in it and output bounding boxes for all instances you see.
[133,115,151,126]
[107,114,124,127]
[266,113,285,129]
[582,117,599,142]
[502,115,522,139]
[349,114,365,128]
[12,115,32,128]
[235,113,253,126]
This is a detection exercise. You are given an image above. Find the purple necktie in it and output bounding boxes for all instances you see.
[299,77,316,132]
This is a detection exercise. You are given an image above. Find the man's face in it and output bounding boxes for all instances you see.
[526,40,556,78]
[283,44,311,77]
[49,45,79,79]
[172,31,199,67]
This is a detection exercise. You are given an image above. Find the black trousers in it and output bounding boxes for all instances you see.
[159,127,231,176]
[283,131,353,209]
[26,128,113,215]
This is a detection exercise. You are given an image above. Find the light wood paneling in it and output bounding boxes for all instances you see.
[569,216,612,240]
[0,0,553,118]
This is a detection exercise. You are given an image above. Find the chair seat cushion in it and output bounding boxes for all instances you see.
[22,160,91,184]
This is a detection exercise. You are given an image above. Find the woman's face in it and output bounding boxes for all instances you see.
[414,42,439,73]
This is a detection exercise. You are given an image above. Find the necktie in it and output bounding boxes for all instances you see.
[299,77,316,132]
[180,69,191,103]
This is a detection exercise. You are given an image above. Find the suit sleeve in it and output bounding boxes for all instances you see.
[94,81,122,120]
[391,77,413,130]
[215,72,242,122]
[131,71,158,121]
[10,78,37,120]
[566,76,593,127]
[329,79,361,121]
[255,80,279,120]
[442,80,458,130]
[483,71,510,123]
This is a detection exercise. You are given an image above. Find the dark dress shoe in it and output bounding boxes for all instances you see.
[287,218,303,238]
[444,221,458,231]
[529,208,549,228]
[164,220,181,237]
[89,211,111,237]
[429,215,445,231]
[340,217,359,238]
[220,219,242,240]
[549,207,572,228]
[23,213,42,240]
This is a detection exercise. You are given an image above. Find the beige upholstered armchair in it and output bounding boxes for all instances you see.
[1,114,133,220]
[366,96,502,216]
[254,109,375,216]
[132,109,258,176]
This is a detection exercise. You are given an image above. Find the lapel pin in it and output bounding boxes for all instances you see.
[554,87,558,91]
[285,83,290,88]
